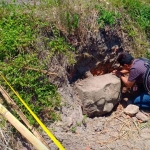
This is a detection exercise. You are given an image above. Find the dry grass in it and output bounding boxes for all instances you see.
[32,0,150,58]
[96,110,150,148]
[0,115,13,150]
[34,0,101,46]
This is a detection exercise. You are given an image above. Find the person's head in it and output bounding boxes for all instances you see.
[117,52,134,70]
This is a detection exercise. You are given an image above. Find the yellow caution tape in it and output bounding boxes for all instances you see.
[0,73,65,150]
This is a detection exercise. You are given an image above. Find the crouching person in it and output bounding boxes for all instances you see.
[112,52,150,109]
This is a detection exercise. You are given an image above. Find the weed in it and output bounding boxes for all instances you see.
[0,4,37,61]
[82,114,87,127]
[96,6,120,27]
[65,11,79,33]
[47,26,76,64]
[109,0,150,38]
[76,122,82,127]
[71,126,76,133]
[139,121,150,129]
[108,0,150,55]
[0,54,61,125]
[48,37,73,54]
[0,2,63,125]
[0,114,7,128]
[146,51,150,59]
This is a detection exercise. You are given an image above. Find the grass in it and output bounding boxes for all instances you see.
[112,0,150,35]
[0,1,63,125]
[0,3,38,60]
[139,121,150,129]
[0,53,61,125]
[108,0,150,56]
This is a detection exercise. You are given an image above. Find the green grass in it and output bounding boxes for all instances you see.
[109,0,150,37]
[139,121,150,129]
[96,5,120,27]
[0,54,61,125]
[0,1,75,125]
[0,3,37,61]
[108,0,150,56]
[0,3,61,125]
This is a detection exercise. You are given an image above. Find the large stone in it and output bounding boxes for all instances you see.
[124,104,139,116]
[136,111,149,122]
[75,73,121,117]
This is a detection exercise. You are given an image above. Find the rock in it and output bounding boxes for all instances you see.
[122,87,128,93]
[85,71,93,78]
[67,116,73,127]
[136,111,149,122]
[111,45,119,52]
[75,73,121,117]
[124,104,139,116]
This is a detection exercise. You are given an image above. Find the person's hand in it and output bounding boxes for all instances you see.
[112,70,123,78]
[120,69,129,74]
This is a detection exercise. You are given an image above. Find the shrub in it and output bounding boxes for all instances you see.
[0,54,61,125]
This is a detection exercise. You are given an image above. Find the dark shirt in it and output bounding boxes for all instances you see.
[128,58,150,91]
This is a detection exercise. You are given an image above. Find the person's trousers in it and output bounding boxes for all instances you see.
[133,92,150,109]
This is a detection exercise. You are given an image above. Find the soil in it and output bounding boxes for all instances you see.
[44,83,150,150]
[1,82,150,150]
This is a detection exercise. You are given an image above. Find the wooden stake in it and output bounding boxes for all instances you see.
[0,85,51,149]
[0,104,49,150]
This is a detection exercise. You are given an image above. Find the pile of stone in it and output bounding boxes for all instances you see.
[124,104,149,122]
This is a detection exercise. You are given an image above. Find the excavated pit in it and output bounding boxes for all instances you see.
[66,26,125,84]
[46,25,132,119]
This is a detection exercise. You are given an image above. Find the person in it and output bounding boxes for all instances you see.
[112,52,150,109]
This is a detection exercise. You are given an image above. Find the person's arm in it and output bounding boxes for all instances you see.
[120,75,135,88]
[112,70,135,88]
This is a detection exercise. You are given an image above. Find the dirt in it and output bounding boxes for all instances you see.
[44,83,150,150]
[1,82,150,150]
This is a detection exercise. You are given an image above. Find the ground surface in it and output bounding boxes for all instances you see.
[44,82,150,150]
[1,82,150,150]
